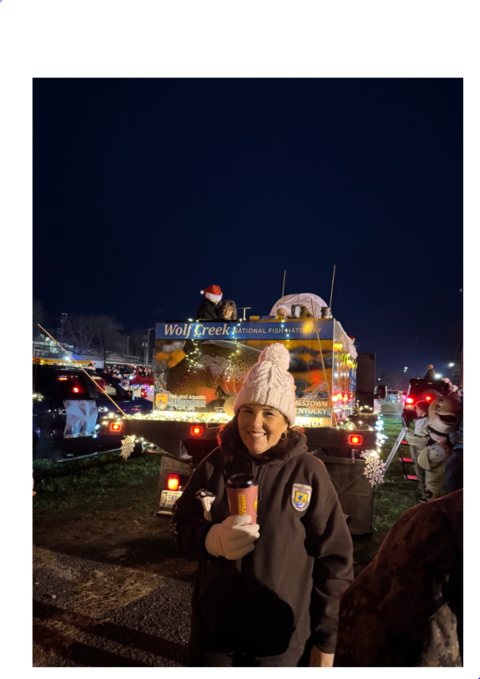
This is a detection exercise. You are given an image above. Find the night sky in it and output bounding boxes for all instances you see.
[33,78,463,381]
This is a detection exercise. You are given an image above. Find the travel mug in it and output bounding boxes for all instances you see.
[226,473,259,524]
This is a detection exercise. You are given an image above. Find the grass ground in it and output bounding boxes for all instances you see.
[33,416,420,569]
[352,416,420,566]
[33,452,162,518]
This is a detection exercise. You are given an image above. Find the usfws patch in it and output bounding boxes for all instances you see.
[291,483,312,511]
[155,394,168,410]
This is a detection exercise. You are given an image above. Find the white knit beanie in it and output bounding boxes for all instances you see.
[233,343,296,425]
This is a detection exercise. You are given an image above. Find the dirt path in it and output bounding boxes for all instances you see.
[33,508,196,666]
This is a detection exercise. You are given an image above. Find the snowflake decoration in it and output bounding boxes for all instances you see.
[361,450,386,487]
[120,436,136,460]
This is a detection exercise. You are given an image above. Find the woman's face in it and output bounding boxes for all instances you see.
[223,306,233,319]
[238,405,288,456]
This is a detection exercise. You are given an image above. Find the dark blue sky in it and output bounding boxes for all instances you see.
[33,78,463,378]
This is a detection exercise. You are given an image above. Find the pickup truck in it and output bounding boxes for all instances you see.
[32,364,152,460]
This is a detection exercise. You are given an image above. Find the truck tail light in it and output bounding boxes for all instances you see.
[348,434,363,446]
[167,474,180,491]
[110,422,122,432]
[406,397,414,404]
[191,426,203,436]
[425,395,433,402]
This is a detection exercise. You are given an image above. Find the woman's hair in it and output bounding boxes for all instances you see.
[217,413,304,460]
[221,299,237,320]
[299,305,312,318]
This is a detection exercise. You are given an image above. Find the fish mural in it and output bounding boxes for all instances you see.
[163,340,261,408]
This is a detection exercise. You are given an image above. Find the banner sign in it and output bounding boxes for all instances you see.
[156,320,334,341]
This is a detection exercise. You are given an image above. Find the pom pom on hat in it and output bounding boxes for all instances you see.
[259,343,290,372]
[233,342,296,425]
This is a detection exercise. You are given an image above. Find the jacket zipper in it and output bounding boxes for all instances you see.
[257,463,270,502]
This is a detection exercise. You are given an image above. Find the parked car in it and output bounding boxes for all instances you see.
[32,365,152,460]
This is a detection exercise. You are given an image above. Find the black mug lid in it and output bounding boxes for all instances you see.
[226,473,258,488]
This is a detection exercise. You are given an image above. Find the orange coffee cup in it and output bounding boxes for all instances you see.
[226,473,259,524]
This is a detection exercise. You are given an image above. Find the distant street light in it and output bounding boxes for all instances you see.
[449,362,455,367]
[404,367,408,372]
[436,373,443,379]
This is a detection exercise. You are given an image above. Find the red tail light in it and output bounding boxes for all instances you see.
[72,387,80,393]
[332,395,339,403]
[110,422,122,432]
[425,395,432,402]
[406,397,414,404]
[342,394,349,402]
[191,426,203,436]
[167,473,180,491]
[348,434,363,446]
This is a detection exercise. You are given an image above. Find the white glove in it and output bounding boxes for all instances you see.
[205,514,260,560]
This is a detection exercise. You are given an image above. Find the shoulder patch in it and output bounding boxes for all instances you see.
[291,483,312,511]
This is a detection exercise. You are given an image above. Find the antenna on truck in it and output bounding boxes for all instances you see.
[329,265,336,310]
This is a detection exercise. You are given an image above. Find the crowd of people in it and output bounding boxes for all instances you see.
[195,284,319,322]
[406,364,464,502]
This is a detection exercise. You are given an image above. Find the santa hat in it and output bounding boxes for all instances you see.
[200,284,222,303]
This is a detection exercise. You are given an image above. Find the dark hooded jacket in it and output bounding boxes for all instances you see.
[171,434,354,664]
[195,297,223,321]
[334,489,463,667]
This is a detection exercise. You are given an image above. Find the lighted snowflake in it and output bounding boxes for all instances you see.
[361,450,386,487]
[120,436,136,460]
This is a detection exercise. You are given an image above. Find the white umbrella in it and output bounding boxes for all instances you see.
[270,293,328,319]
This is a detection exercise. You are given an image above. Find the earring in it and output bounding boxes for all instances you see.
[280,431,287,440]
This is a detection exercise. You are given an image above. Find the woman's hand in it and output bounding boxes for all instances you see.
[205,514,260,560]
[309,646,334,667]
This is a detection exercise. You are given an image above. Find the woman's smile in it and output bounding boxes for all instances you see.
[238,405,288,455]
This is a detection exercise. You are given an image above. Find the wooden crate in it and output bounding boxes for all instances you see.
[321,456,373,535]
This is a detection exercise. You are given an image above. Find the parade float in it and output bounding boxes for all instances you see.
[97,293,384,534]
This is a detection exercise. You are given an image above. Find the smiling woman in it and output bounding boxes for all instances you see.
[238,405,288,455]
[171,343,354,667]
